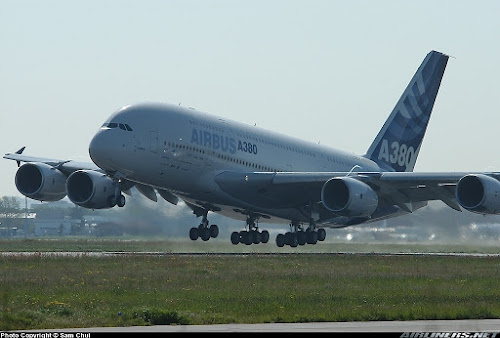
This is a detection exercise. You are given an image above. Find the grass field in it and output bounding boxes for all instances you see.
[2,239,500,330]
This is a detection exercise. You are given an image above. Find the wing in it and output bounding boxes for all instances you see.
[4,148,180,208]
[3,148,110,204]
[215,170,500,225]
[4,148,101,174]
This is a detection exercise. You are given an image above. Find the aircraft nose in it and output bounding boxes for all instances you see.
[89,130,115,170]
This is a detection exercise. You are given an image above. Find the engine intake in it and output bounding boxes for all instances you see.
[456,174,500,215]
[66,170,116,209]
[321,177,378,217]
[15,163,66,201]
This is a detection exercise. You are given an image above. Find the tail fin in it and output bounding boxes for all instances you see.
[364,50,449,172]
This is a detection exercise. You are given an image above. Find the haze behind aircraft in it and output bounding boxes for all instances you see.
[6,50,500,247]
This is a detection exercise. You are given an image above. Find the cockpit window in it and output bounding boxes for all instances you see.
[102,122,133,131]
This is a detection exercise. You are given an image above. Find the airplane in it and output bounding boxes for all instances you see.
[5,50,500,247]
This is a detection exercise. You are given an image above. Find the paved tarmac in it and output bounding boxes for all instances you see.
[29,319,500,332]
[2,251,500,257]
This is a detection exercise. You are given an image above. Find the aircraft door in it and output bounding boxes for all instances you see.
[148,130,159,154]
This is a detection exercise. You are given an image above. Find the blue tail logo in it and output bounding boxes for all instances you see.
[364,50,449,172]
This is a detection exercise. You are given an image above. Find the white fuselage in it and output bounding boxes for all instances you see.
[89,103,384,225]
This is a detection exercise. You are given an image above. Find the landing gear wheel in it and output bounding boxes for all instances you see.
[189,227,199,240]
[209,224,219,238]
[289,233,298,247]
[261,230,270,244]
[297,231,307,246]
[117,194,126,208]
[252,230,261,244]
[307,231,318,245]
[241,231,252,245]
[231,232,240,245]
[200,228,211,241]
[276,233,285,247]
[317,228,326,241]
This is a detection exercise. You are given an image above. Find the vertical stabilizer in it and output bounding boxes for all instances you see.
[364,50,449,172]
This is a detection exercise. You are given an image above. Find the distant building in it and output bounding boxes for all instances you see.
[32,219,72,236]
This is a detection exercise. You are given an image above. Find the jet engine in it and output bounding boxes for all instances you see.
[15,162,66,201]
[321,177,378,217]
[66,170,117,209]
[456,174,500,215]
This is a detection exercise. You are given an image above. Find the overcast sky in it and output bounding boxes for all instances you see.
[1,0,500,197]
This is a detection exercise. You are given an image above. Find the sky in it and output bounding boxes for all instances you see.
[1,0,500,198]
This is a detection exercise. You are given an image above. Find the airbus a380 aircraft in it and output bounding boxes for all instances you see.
[5,50,500,247]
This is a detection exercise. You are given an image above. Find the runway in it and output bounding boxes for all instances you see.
[31,319,500,332]
[2,251,500,257]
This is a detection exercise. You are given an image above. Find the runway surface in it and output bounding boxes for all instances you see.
[30,319,500,332]
[2,251,500,257]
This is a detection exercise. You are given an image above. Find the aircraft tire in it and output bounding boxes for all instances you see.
[261,230,270,243]
[230,232,240,245]
[244,231,253,245]
[240,231,249,245]
[117,195,126,208]
[189,227,199,240]
[276,233,285,247]
[209,224,219,238]
[307,231,318,245]
[317,228,326,241]
[200,228,211,241]
[252,230,261,244]
[297,231,307,246]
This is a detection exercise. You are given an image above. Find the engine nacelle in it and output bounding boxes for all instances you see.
[15,163,66,201]
[456,174,500,215]
[66,170,116,209]
[321,177,378,217]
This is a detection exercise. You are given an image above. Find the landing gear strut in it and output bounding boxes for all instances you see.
[189,211,219,241]
[108,180,126,208]
[231,216,269,245]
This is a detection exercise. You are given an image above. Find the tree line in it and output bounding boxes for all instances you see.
[0,196,22,218]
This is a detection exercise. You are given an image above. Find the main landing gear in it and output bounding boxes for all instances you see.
[189,212,219,241]
[108,180,126,208]
[230,216,269,245]
[275,222,326,247]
